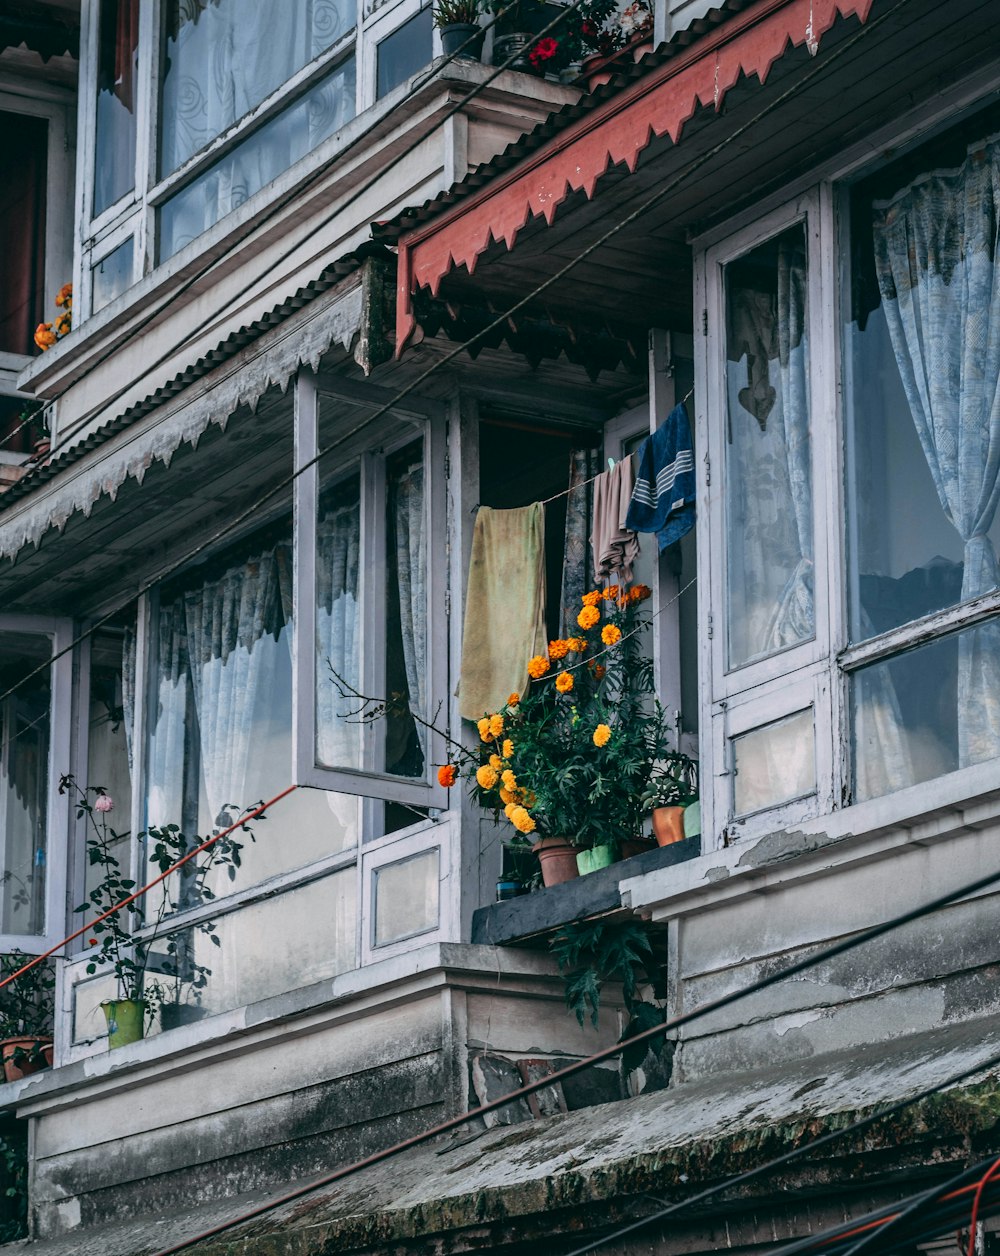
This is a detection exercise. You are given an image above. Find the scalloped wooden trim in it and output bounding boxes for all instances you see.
[395,0,874,356]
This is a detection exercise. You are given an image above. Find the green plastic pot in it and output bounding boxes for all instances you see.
[576,844,616,875]
[101,999,147,1049]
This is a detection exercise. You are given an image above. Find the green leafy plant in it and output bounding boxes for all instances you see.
[0,1119,28,1243]
[0,952,54,1043]
[433,0,482,26]
[65,776,254,1030]
[639,752,698,811]
[550,918,666,1072]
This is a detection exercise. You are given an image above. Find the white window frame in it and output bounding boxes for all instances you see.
[0,615,73,954]
[293,368,448,809]
[696,188,841,846]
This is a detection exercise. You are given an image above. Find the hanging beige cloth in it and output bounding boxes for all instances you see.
[592,456,640,583]
[459,504,547,721]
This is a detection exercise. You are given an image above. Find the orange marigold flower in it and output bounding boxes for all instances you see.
[55,311,71,337]
[507,692,520,707]
[54,283,72,308]
[510,805,536,835]
[489,754,503,771]
[630,583,652,603]
[437,764,457,788]
[566,637,588,653]
[477,717,492,742]
[577,605,600,630]
[500,787,518,806]
[489,714,504,738]
[502,738,514,759]
[34,323,56,350]
[476,764,499,791]
[523,790,537,809]
[601,585,620,601]
[593,664,607,681]
[548,639,570,660]
[601,624,622,646]
[501,769,517,792]
[582,590,601,606]
[593,723,612,747]
[504,801,518,819]
[527,655,549,679]
[555,672,574,694]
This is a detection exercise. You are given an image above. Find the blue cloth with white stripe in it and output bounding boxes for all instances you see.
[624,402,696,551]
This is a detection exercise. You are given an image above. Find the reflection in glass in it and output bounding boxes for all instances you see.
[724,222,813,669]
[94,0,139,215]
[377,7,433,99]
[160,0,355,175]
[385,441,426,779]
[373,848,438,947]
[91,238,134,313]
[0,632,51,934]
[85,627,134,908]
[147,522,358,905]
[852,622,1000,802]
[158,58,356,261]
[732,708,815,817]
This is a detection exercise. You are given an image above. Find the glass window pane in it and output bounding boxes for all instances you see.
[0,631,52,935]
[94,0,139,215]
[373,848,438,947]
[315,474,363,772]
[160,0,355,176]
[146,523,358,906]
[84,627,134,913]
[732,708,815,817]
[384,440,426,779]
[0,112,47,355]
[72,972,118,1044]
[151,870,356,1030]
[845,124,1000,645]
[377,8,433,99]
[852,620,1000,802]
[724,222,813,669]
[91,238,134,313]
[158,58,356,261]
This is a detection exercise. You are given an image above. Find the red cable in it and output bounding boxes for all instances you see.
[966,1155,1000,1256]
[0,785,298,992]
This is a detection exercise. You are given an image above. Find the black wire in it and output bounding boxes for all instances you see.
[558,1046,1000,1256]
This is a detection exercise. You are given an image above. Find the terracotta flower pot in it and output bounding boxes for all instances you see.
[532,837,579,887]
[651,805,686,846]
[1,1036,53,1083]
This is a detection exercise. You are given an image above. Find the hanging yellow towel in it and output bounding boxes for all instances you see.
[459,503,547,722]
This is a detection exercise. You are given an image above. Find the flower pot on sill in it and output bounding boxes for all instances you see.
[576,843,617,875]
[1,1036,53,1083]
[493,33,537,73]
[101,999,147,1049]
[651,805,686,846]
[441,22,482,59]
[621,835,656,859]
[532,837,579,887]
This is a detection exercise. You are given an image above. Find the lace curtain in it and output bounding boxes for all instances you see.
[872,132,1000,767]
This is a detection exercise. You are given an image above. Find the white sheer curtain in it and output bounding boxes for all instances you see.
[315,488,362,768]
[873,132,1000,766]
[147,599,190,829]
[392,455,427,765]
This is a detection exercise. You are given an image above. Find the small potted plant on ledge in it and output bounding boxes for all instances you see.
[0,953,55,1083]
[442,582,677,884]
[640,752,698,846]
[434,0,484,59]
[66,778,250,1048]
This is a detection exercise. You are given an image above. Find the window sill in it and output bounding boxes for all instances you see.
[622,757,1000,921]
[471,838,700,948]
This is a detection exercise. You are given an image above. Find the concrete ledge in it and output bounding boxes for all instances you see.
[471,839,700,946]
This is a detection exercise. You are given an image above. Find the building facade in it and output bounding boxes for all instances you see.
[1,0,1000,1252]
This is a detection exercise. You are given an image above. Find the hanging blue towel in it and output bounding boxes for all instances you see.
[625,402,696,551]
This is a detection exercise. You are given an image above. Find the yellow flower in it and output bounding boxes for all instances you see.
[507,692,520,707]
[54,282,72,308]
[510,806,536,835]
[577,605,600,630]
[501,769,517,792]
[502,739,514,759]
[593,724,612,747]
[601,624,622,646]
[476,764,499,790]
[548,639,569,660]
[489,754,502,771]
[500,787,518,806]
[527,655,549,679]
[489,713,504,738]
[477,717,492,742]
[555,672,574,693]
[581,590,601,606]
[566,637,588,653]
[601,585,620,602]
[504,801,518,819]
[54,311,72,337]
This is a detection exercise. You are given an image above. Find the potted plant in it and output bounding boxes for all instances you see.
[67,778,250,1048]
[441,582,676,884]
[0,952,55,1083]
[640,752,698,847]
[434,0,484,59]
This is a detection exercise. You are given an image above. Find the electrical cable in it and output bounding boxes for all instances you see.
[150,845,1000,1254]
[0,0,910,716]
[967,1156,1000,1256]
[14,0,588,458]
